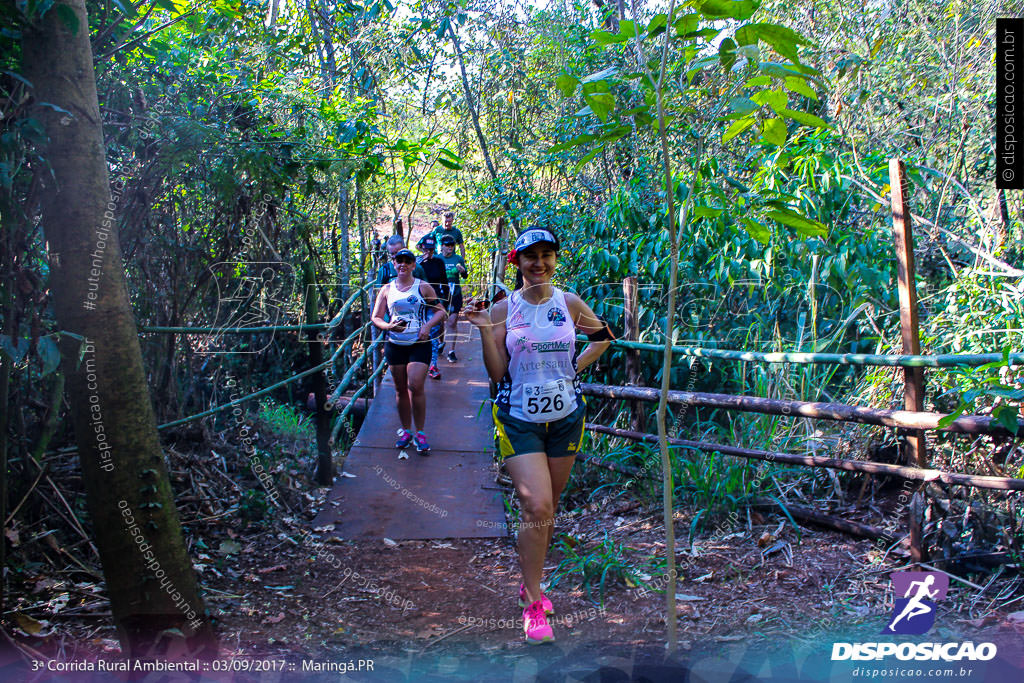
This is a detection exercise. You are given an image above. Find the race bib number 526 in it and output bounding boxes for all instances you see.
[522,379,575,422]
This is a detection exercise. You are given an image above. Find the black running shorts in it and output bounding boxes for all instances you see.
[446,287,463,315]
[384,340,431,366]
[492,398,586,459]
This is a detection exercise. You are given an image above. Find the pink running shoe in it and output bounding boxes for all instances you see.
[518,583,554,615]
[522,600,554,644]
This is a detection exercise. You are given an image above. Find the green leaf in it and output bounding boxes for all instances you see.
[673,13,700,37]
[591,29,629,46]
[584,92,616,122]
[110,0,138,19]
[686,54,720,81]
[436,148,463,170]
[760,117,787,146]
[783,76,818,100]
[37,336,61,376]
[739,217,771,244]
[435,16,450,39]
[735,25,757,46]
[598,125,633,143]
[986,387,1024,400]
[744,75,771,87]
[779,108,830,128]
[647,13,668,37]
[751,88,787,113]
[549,132,598,153]
[582,66,618,83]
[760,61,823,82]
[766,208,828,237]
[556,73,578,97]
[728,97,758,115]
[698,0,759,21]
[738,22,812,62]
[722,117,755,142]
[693,206,723,218]
[994,405,1020,435]
[617,20,639,38]
[574,145,604,171]
[937,403,969,428]
[652,115,675,133]
[0,335,29,363]
[718,37,737,70]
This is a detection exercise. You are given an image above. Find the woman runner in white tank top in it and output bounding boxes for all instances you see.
[371,247,447,455]
[465,227,611,644]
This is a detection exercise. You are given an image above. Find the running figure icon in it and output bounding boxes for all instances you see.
[887,575,938,632]
[884,571,949,635]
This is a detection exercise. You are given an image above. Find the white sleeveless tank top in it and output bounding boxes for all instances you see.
[385,279,426,345]
[496,287,580,422]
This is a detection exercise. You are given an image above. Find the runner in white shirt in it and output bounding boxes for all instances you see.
[465,227,612,644]
[371,248,447,456]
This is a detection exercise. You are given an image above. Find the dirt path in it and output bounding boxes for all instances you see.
[192,506,1022,681]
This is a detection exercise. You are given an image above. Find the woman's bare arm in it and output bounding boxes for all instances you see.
[566,292,611,373]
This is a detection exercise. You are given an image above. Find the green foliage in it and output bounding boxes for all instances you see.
[239,489,268,522]
[937,348,1023,434]
[257,399,311,442]
[548,532,639,605]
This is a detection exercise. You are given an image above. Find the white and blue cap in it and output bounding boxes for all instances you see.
[509,228,559,263]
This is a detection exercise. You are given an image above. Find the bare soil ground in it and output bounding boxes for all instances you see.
[5,422,1023,681]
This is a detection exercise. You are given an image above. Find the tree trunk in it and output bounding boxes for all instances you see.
[304,262,333,485]
[448,22,520,235]
[21,0,216,659]
[339,178,351,302]
[0,284,10,613]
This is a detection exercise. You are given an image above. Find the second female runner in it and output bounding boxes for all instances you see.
[370,248,447,456]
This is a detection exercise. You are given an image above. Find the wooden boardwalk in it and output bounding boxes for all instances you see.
[314,324,507,540]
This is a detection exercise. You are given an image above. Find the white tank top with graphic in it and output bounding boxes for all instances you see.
[496,287,580,422]
[385,279,425,345]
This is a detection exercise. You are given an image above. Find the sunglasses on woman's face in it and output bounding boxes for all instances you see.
[394,257,414,265]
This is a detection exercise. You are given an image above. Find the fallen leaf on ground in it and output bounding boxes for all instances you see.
[14,612,49,636]
[218,540,242,555]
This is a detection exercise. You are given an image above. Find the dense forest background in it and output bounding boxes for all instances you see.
[2,0,1023,671]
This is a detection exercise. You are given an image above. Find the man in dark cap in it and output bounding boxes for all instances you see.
[417,234,449,379]
[439,234,468,362]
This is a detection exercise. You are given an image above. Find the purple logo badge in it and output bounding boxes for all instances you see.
[884,571,948,635]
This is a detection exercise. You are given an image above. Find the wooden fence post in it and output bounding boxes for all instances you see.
[304,262,334,485]
[889,157,927,563]
[623,276,642,431]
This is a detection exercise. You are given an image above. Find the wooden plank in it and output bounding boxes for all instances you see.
[579,382,1024,436]
[889,158,928,469]
[314,323,506,540]
[584,422,1024,491]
